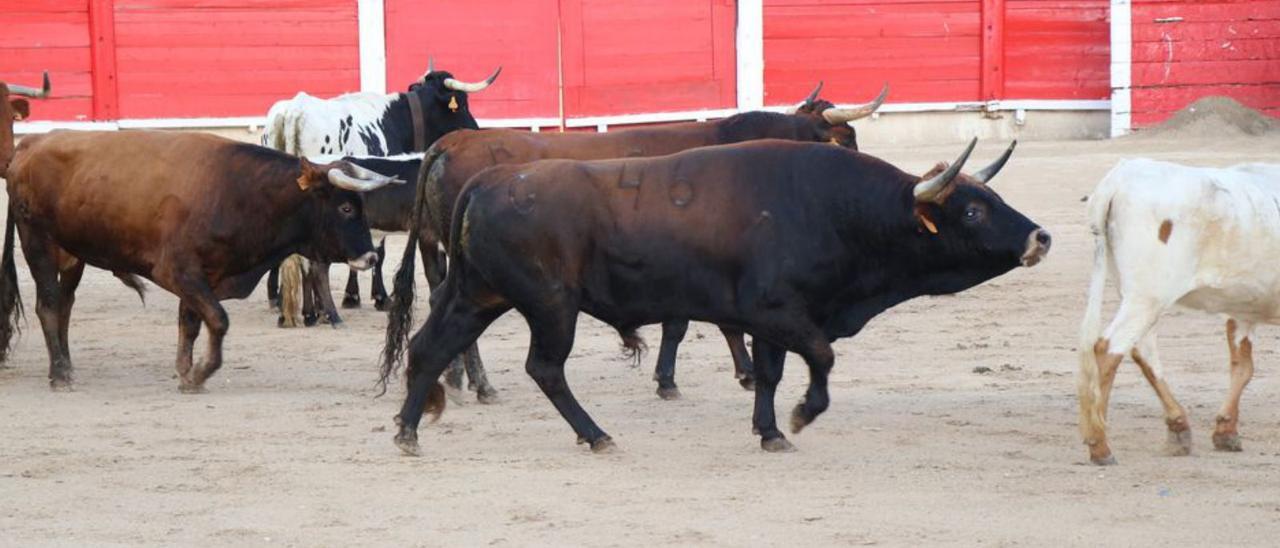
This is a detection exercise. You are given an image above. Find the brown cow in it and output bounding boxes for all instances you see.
[403,83,889,402]
[0,131,401,391]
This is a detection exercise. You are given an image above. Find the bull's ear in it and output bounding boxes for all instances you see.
[296,158,329,191]
[10,99,29,121]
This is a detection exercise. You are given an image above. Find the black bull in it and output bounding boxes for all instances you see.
[381,138,1051,455]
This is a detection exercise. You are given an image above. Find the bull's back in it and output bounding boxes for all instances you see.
[1100,159,1280,320]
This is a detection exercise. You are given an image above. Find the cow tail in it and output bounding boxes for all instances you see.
[1077,180,1116,440]
[379,146,445,394]
[279,255,304,328]
[617,328,647,367]
[0,207,24,365]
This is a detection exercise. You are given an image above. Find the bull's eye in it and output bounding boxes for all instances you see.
[339,203,354,216]
[963,205,984,224]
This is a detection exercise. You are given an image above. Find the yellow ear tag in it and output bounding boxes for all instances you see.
[919,215,939,234]
[448,95,459,112]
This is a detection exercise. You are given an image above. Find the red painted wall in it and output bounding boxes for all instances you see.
[0,0,94,121]
[384,0,735,120]
[1005,0,1109,99]
[1130,0,1280,127]
[764,0,982,105]
[112,0,359,119]
[763,0,1110,106]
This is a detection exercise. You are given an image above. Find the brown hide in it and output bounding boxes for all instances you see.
[421,103,869,248]
[5,131,354,298]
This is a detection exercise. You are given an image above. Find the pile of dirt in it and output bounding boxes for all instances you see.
[1134,96,1278,139]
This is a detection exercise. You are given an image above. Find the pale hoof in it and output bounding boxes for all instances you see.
[656,386,681,400]
[395,432,421,457]
[49,378,75,392]
[790,404,812,434]
[1091,454,1117,466]
[443,383,467,405]
[1213,432,1243,452]
[476,388,500,405]
[1165,429,1193,457]
[178,382,206,394]
[761,436,796,453]
[590,436,617,454]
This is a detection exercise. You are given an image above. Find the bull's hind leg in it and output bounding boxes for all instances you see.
[1131,333,1192,456]
[1214,319,1255,452]
[462,343,498,403]
[1080,298,1163,465]
[394,286,508,456]
[266,265,280,310]
[17,228,75,390]
[653,320,689,400]
[751,340,791,452]
[720,327,755,390]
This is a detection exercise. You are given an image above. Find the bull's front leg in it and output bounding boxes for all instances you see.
[751,340,793,452]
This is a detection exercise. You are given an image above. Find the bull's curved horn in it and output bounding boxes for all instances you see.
[427,56,435,74]
[443,66,502,93]
[914,138,977,202]
[327,163,406,193]
[801,81,823,106]
[8,71,51,98]
[820,83,889,125]
[972,140,1017,184]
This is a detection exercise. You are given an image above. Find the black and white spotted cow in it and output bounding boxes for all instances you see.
[262,60,500,327]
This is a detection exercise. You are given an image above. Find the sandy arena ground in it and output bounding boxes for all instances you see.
[2,133,1280,546]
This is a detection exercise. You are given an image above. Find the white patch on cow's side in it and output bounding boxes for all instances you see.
[263,92,399,157]
[305,152,425,164]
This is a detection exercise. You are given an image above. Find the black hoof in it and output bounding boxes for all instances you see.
[476,389,500,405]
[373,298,389,312]
[395,430,421,457]
[341,296,361,309]
[303,313,319,327]
[761,436,796,453]
[738,377,756,391]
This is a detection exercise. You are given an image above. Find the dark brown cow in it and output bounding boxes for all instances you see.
[0,131,400,391]
[0,72,51,175]
[381,138,1049,455]
[410,84,888,402]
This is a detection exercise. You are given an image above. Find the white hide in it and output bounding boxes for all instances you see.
[1081,159,1280,362]
[263,91,398,157]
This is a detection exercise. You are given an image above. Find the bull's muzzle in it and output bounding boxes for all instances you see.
[348,251,379,271]
[1021,229,1051,267]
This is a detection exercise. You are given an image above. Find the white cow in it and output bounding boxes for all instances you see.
[1079,158,1280,465]
[262,62,499,327]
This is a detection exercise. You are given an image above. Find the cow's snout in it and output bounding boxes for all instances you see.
[347,251,378,271]
[1021,229,1051,267]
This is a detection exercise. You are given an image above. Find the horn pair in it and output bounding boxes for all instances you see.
[425,56,501,93]
[913,139,1018,202]
[7,71,51,98]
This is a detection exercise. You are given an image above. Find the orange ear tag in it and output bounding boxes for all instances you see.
[919,215,939,234]
[448,95,459,112]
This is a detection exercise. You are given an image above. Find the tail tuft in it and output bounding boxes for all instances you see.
[618,328,647,367]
